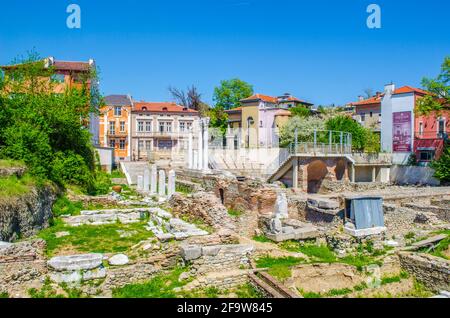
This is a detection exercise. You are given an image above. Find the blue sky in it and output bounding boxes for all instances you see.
[0,0,449,106]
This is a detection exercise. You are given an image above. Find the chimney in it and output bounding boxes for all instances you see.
[384,82,395,95]
[358,95,364,101]
[45,56,54,68]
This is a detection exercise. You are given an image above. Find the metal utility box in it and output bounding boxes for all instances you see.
[344,196,384,230]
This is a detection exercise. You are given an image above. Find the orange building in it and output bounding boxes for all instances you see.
[1,56,99,145]
[99,95,133,162]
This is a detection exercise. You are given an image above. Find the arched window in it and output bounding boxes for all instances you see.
[142,107,147,111]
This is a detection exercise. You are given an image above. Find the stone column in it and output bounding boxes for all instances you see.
[197,122,203,170]
[168,170,176,198]
[193,150,198,170]
[292,157,299,189]
[150,164,157,194]
[226,125,235,151]
[137,175,144,191]
[158,170,166,197]
[187,130,193,169]
[143,168,150,192]
[372,167,377,182]
[203,117,210,171]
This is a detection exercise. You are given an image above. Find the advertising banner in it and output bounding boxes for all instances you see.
[392,111,412,152]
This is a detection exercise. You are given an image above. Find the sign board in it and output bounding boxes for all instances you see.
[392,111,412,152]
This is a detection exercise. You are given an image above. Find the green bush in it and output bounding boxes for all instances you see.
[431,147,450,183]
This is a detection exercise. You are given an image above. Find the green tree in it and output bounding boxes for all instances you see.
[208,106,229,135]
[0,53,101,193]
[279,116,325,147]
[325,115,380,152]
[212,78,253,110]
[431,147,450,183]
[290,105,311,118]
[417,56,449,115]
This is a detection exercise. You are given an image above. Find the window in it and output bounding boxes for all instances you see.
[50,74,65,83]
[138,121,144,132]
[145,121,152,132]
[109,139,116,148]
[146,141,152,150]
[119,139,126,150]
[360,113,365,122]
[370,112,373,118]
[179,122,186,132]
[419,151,434,161]
[260,121,263,128]
[114,106,122,117]
[419,122,424,136]
[138,140,144,150]
[109,121,115,135]
[187,122,193,131]
[438,118,446,138]
[159,121,172,133]
[120,121,125,132]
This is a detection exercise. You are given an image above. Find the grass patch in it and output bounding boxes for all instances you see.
[175,183,193,195]
[297,244,337,263]
[110,169,126,179]
[0,292,9,298]
[28,278,86,298]
[252,235,272,243]
[52,196,84,217]
[256,256,305,281]
[0,174,35,197]
[113,267,188,298]
[234,283,264,298]
[299,290,323,298]
[0,159,25,169]
[227,208,244,218]
[38,219,153,256]
[425,230,450,260]
[340,254,381,272]
[381,271,409,285]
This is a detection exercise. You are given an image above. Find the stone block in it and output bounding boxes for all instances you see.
[108,254,129,266]
[181,245,202,261]
[47,253,103,271]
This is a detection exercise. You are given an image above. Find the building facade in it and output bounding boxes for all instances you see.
[130,102,200,161]
[225,93,312,148]
[99,95,133,162]
[351,93,383,131]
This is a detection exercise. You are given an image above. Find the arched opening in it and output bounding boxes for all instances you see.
[335,159,346,181]
[307,160,328,193]
[219,188,225,204]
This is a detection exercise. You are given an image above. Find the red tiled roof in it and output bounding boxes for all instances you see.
[224,107,242,113]
[53,61,91,72]
[351,94,383,106]
[241,94,278,103]
[134,102,199,113]
[393,86,430,96]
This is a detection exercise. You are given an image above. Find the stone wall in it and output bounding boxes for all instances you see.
[0,239,48,297]
[399,252,450,292]
[180,244,253,291]
[169,192,236,232]
[391,165,440,186]
[321,180,390,193]
[0,185,58,242]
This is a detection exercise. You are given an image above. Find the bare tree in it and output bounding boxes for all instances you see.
[168,86,188,107]
[364,88,374,98]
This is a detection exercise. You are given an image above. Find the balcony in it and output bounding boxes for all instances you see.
[134,130,191,138]
[107,131,128,138]
[415,131,448,140]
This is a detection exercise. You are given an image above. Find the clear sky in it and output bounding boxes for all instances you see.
[0,0,449,106]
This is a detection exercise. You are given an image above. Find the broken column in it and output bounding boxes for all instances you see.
[168,170,176,198]
[150,164,157,194]
[158,170,166,197]
[274,192,289,219]
[143,168,150,192]
[137,176,144,191]
[226,125,235,151]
